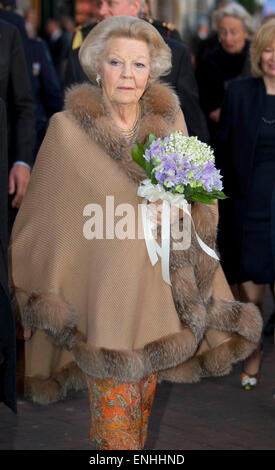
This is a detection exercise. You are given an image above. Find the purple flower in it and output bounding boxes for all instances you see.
[144,149,151,162]
[142,133,223,196]
[193,162,223,192]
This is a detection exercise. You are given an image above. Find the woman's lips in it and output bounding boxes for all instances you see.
[118,87,134,90]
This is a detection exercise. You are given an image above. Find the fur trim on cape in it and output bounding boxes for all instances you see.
[64,82,181,183]
[24,362,87,405]
[12,82,262,403]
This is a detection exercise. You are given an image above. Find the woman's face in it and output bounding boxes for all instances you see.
[100,37,150,108]
[261,39,275,80]
[218,16,248,54]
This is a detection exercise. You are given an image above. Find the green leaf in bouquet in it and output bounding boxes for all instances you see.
[146,132,157,149]
[131,143,146,170]
[198,189,228,201]
[183,184,194,199]
[175,184,184,194]
[182,185,213,204]
[187,193,215,205]
[183,185,228,205]
[151,174,158,185]
[209,190,228,200]
[136,142,145,155]
[145,159,154,178]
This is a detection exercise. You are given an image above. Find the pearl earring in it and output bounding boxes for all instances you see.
[96,74,101,87]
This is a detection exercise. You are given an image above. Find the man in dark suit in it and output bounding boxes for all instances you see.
[45,17,71,87]
[0,1,29,44]
[29,36,63,157]
[65,0,209,143]
[0,0,31,70]
[64,0,99,87]
[0,97,16,412]
[0,19,35,230]
[64,21,96,88]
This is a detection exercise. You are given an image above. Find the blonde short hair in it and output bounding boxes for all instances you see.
[250,18,275,78]
[212,2,253,33]
[79,16,171,85]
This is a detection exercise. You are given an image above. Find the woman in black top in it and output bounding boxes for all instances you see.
[216,19,275,389]
[196,2,253,143]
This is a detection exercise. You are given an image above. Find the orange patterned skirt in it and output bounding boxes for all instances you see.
[86,373,158,450]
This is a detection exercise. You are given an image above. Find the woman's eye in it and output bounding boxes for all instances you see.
[135,63,145,68]
[110,59,120,66]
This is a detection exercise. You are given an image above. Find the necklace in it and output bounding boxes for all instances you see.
[121,103,141,139]
[261,93,275,125]
[262,116,275,125]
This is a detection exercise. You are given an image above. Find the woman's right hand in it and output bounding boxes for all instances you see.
[16,322,33,341]
[148,201,184,226]
[209,107,221,123]
[23,328,33,341]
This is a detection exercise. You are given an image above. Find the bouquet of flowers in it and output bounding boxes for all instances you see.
[131,131,226,285]
[131,131,226,204]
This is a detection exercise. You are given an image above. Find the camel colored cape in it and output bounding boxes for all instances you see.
[9,82,262,404]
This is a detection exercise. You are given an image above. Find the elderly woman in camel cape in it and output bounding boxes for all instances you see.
[9,16,262,450]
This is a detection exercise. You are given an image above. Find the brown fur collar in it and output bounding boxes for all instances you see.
[64,81,180,183]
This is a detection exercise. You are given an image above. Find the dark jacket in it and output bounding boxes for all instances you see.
[0,19,35,168]
[217,78,266,197]
[64,29,209,144]
[0,98,16,413]
[164,37,209,143]
[216,77,274,283]
[147,18,182,42]
[0,7,32,71]
[47,30,71,86]
[29,37,62,156]
[196,41,251,143]
[0,7,28,45]
[272,187,275,275]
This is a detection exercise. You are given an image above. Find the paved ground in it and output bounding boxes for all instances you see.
[0,292,274,451]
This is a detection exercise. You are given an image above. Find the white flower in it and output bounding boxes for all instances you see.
[163,132,215,167]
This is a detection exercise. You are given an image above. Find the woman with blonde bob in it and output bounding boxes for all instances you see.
[217,18,275,390]
[9,16,261,450]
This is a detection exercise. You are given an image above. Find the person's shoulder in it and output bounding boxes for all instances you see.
[30,36,49,51]
[46,111,75,141]
[0,7,25,29]
[29,36,43,48]
[49,110,68,126]
[81,22,97,39]
[147,18,182,41]
[47,110,91,151]
[163,35,189,58]
[0,16,17,33]
[227,77,259,95]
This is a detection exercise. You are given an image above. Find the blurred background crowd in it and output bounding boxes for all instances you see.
[0,0,275,411]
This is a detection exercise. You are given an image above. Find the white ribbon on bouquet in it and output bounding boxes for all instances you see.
[138,179,219,285]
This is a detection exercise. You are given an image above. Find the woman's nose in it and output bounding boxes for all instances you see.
[122,63,133,77]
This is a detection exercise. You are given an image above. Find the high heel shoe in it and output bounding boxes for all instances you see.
[241,372,259,390]
[241,342,263,390]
